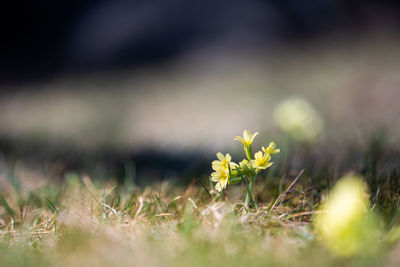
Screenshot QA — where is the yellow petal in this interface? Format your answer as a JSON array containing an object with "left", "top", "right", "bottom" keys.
[
  {"left": 211, "top": 172, "right": 221, "bottom": 182},
  {"left": 234, "top": 136, "right": 245, "bottom": 144},
  {"left": 254, "top": 151, "right": 263, "bottom": 160},
  {"left": 250, "top": 131, "right": 259, "bottom": 142},
  {"left": 216, "top": 152, "right": 224, "bottom": 161}
]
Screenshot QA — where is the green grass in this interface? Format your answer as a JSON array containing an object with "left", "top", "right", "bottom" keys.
[{"left": 1, "top": 163, "right": 400, "bottom": 267}]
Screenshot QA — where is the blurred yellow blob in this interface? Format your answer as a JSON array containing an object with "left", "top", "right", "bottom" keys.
[
  {"left": 273, "top": 97, "right": 323, "bottom": 142},
  {"left": 315, "top": 175, "right": 380, "bottom": 257}
]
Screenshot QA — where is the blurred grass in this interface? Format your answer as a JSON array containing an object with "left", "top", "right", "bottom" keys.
[{"left": 0, "top": 157, "right": 400, "bottom": 267}]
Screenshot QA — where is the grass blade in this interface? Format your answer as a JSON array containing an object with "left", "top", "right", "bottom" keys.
[
  {"left": 270, "top": 169, "right": 304, "bottom": 212},
  {"left": 0, "top": 196, "right": 16, "bottom": 219},
  {"left": 46, "top": 198, "right": 58, "bottom": 214},
  {"left": 199, "top": 180, "right": 212, "bottom": 198},
  {"left": 154, "top": 194, "right": 169, "bottom": 213}
]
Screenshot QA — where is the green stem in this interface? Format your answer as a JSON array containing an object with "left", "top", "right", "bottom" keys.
[
  {"left": 244, "top": 176, "right": 258, "bottom": 209},
  {"left": 228, "top": 164, "right": 232, "bottom": 203},
  {"left": 236, "top": 168, "right": 256, "bottom": 209},
  {"left": 245, "top": 180, "right": 253, "bottom": 207},
  {"left": 245, "top": 145, "right": 254, "bottom": 161}
]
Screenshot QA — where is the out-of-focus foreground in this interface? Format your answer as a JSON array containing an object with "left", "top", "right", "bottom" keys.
[{"left": 1, "top": 169, "right": 400, "bottom": 267}]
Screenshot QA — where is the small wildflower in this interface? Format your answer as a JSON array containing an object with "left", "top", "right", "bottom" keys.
[
  {"left": 252, "top": 151, "right": 273, "bottom": 172},
  {"left": 210, "top": 130, "right": 279, "bottom": 205},
  {"left": 234, "top": 130, "right": 259, "bottom": 146},
  {"left": 212, "top": 152, "right": 237, "bottom": 172},
  {"left": 211, "top": 169, "right": 229, "bottom": 192},
  {"left": 211, "top": 153, "right": 238, "bottom": 192},
  {"left": 262, "top": 142, "right": 280, "bottom": 155},
  {"left": 234, "top": 130, "right": 259, "bottom": 160}
]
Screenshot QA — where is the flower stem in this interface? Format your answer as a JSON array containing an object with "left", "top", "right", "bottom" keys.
[
  {"left": 245, "top": 180, "right": 253, "bottom": 207},
  {"left": 236, "top": 168, "right": 256, "bottom": 209},
  {"left": 245, "top": 176, "right": 258, "bottom": 209},
  {"left": 244, "top": 145, "right": 253, "bottom": 161}
]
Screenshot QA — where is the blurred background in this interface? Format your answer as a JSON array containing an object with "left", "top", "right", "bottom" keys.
[{"left": 0, "top": 0, "right": 400, "bottom": 185}]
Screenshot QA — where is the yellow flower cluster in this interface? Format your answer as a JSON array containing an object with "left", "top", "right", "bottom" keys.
[{"left": 211, "top": 130, "right": 279, "bottom": 192}]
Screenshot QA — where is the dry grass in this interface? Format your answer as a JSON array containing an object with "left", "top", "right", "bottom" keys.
[{"left": 1, "top": 165, "right": 399, "bottom": 267}]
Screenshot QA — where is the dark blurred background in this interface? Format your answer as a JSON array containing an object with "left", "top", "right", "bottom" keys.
[
  {"left": 2, "top": 0, "right": 400, "bottom": 82},
  {"left": 0, "top": 0, "right": 400, "bottom": 185}
]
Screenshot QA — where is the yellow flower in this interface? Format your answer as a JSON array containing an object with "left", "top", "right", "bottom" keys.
[
  {"left": 234, "top": 130, "right": 259, "bottom": 160},
  {"left": 211, "top": 169, "right": 229, "bottom": 192},
  {"left": 211, "top": 152, "right": 238, "bottom": 192},
  {"left": 234, "top": 130, "right": 259, "bottom": 146},
  {"left": 262, "top": 142, "right": 280, "bottom": 155},
  {"left": 252, "top": 151, "right": 273, "bottom": 172},
  {"left": 212, "top": 152, "right": 237, "bottom": 172}
]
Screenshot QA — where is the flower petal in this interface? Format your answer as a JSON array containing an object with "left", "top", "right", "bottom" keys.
[
  {"left": 251, "top": 131, "right": 259, "bottom": 142},
  {"left": 216, "top": 152, "right": 225, "bottom": 161}
]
